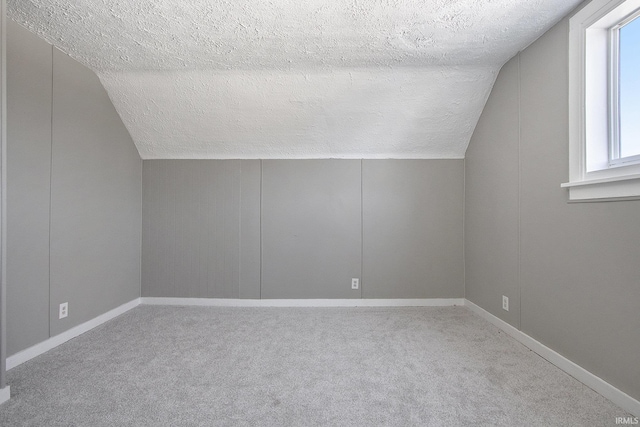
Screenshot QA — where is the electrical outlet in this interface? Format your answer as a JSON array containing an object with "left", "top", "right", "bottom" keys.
[
  {"left": 351, "top": 278, "right": 359, "bottom": 290},
  {"left": 502, "top": 296, "right": 509, "bottom": 311},
  {"left": 59, "top": 302, "right": 68, "bottom": 319}
]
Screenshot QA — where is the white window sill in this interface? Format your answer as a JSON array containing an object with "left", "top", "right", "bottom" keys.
[{"left": 561, "top": 173, "right": 640, "bottom": 201}]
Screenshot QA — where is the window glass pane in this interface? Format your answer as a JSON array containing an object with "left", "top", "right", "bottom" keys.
[{"left": 619, "top": 15, "right": 640, "bottom": 158}]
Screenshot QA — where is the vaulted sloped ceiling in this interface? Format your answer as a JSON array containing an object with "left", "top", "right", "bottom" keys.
[{"left": 9, "top": 0, "right": 581, "bottom": 159}]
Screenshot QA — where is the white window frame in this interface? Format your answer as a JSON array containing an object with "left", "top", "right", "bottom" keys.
[
  {"left": 609, "top": 10, "right": 640, "bottom": 166},
  {"left": 564, "top": 0, "right": 640, "bottom": 201}
]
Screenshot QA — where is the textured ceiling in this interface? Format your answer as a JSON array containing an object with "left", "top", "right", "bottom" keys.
[{"left": 8, "top": 0, "right": 582, "bottom": 159}]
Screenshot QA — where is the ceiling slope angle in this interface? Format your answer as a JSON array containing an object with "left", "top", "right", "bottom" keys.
[{"left": 9, "top": 0, "right": 583, "bottom": 159}]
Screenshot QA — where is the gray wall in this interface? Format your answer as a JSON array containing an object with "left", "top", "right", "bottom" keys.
[
  {"left": 465, "top": 57, "right": 521, "bottom": 327},
  {"left": 142, "top": 160, "right": 259, "bottom": 298},
  {"left": 7, "top": 21, "right": 142, "bottom": 354},
  {"left": 142, "top": 159, "right": 464, "bottom": 299},
  {"left": 1, "top": 0, "right": 7, "bottom": 390},
  {"left": 6, "top": 21, "right": 51, "bottom": 354},
  {"left": 465, "top": 14, "right": 640, "bottom": 401},
  {"left": 363, "top": 160, "right": 464, "bottom": 298},
  {"left": 261, "top": 160, "right": 362, "bottom": 299}
]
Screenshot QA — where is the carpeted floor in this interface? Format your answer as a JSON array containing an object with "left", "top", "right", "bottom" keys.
[{"left": 0, "top": 306, "right": 629, "bottom": 426}]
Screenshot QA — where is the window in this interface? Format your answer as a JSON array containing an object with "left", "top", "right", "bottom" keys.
[
  {"left": 615, "top": 14, "right": 640, "bottom": 161},
  {"left": 565, "top": 0, "right": 640, "bottom": 201}
]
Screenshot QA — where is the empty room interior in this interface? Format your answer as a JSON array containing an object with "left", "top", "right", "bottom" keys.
[{"left": 0, "top": 0, "right": 639, "bottom": 425}]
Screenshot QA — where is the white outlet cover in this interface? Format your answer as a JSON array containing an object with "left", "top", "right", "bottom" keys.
[
  {"left": 59, "top": 302, "right": 68, "bottom": 319},
  {"left": 351, "top": 278, "right": 359, "bottom": 290}
]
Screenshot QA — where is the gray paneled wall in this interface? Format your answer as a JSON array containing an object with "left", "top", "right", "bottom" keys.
[
  {"left": 239, "top": 161, "right": 261, "bottom": 299},
  {"left": 464, "top": 56, "right": 521, "bottom": 327},
  {"left": 6, "top": 22, "right": 141, "bottom": 354},
  {"left": 142, "top": 159, "right": 464, "bottom": 300},
  {"left": 363, "top": 160, "right": 464, "bottom": 298},
  {"left": 261, "top": 160, "right": 362, "bottom": 299},
  {"left": 465, "top": 14, "right": 640, "bottom": 401},
  {"left": 142, "top": 160, "right": 260, "bottom": 298},
  {"left": 49, "top": 47, "right": 142, "bottom": 337},
  {"left": 6, "top": 21, "right": 51, "bottom": 355}
]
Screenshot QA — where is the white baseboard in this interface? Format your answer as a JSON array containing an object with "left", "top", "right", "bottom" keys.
[
  {"left": 0, "top": 386, "right": 10, "bottom": 405},
  {"left": 6, "top": 298, "right": 141, "bottom": 371},
  {"left": 140, "top": 297, "right": 465, "bottom": 307},
  {"left": 464, "top": 299, "right": 640, "bottom": 417}
]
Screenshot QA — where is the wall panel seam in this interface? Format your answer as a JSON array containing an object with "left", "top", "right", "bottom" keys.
[
  {"left": 139, "top": 160, "right": 142, "bottom": 298},
  {"left": 48, "top": 45, "right": 53, "bottom": 339},
  {"left": 239, "top": 161, "right": 242, "bottom": 299},
  {"left": 517, "top": 52, "right": 522, "bottom": 331},
  {"left": 360, "top": 159, "right": 363, "bottom": 298},
  {"left": 259, "top": 160, "right": 262, "bottom": 300},
  {"left": 462, "top": 158, "right": 466, "bottom": 298},
  {"left": 0, "top": 0, "right": 6, "bottom": 388}
]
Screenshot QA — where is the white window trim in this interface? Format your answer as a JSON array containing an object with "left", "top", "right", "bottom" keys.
[{"left": 564, "top": 0, "right": 640, "bottom": 201}]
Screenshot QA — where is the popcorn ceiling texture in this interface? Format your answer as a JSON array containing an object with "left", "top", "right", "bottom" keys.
[
  {"left": 99, "top": 68, "right": 496, "bottom": 159},
  {"left": 9, "top": 0, "right": 582, "bottom": 158},
  {"left": 8, "top": 0, "right": 580, "bottom": 71}
]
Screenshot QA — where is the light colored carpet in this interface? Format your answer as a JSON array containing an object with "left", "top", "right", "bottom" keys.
[{"left": 0, "top": 306, "right": 629, "bottom": 426}]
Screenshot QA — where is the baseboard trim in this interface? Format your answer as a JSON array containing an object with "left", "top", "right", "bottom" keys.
[
  {"left": 464, "top": 299, "right": 640, "bottom": 417},
  {"left": 140, "top": 297, "right": 465, "bottom": 307},
  {"left": 0, "top": 386, "right": 10, "bottom": 405},
  {"left": 6, "top": 298, "right": 141, "bottom": 371}
]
